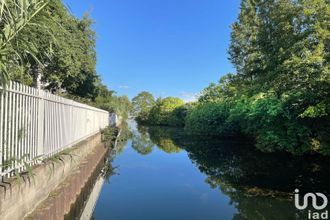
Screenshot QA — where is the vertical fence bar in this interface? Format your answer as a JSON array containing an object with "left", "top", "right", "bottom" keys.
[
  {"left": 0, "top": 86, "right": 3, "bottom": 176},
  {"left": 14, "top": 82, "right": 19, "bottom": 169},
  {"left": 32, "top": 87, "right": 37, "bottom": 162},
  {"left": 44, "top": 92, "right": 48, "bottom": 156},
  {"left": 25, "top": 85, "right": 29, "bottom": 166},
  {"left": 27, "top": 86, "right": 31, "bottom": 161},
  {"left": 7, "top": 82, "right": 13, "bottom": 175},
  {"left": 18, "top": 83, "right": 22, "bottom": 172},
  {"left": 3, "top": 83, "right": 8, "bottom": 176},
  {"left": 31, "top": 88, "right": 36, "bottom": 161},
  {"left": 0, "top": 81, "right": 109, "bottom": 177},
  {"left": 48, "top": 93, "right": 52, "bottom": 156},
  {"left": 37, "top": 88, "right": 44, "bottom": 158}
]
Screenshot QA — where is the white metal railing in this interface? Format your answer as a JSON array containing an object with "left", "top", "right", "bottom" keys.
[{"left": 0, "top": 81, "right": 109, "bottom": 177}]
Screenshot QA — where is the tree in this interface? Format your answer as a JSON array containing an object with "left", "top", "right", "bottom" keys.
[
  {"left": 188, "top": 0, "right": 330, "bottom": 155},
  {"left": 2, "top": 0, "right": 101, "bottom": 100},
  {"left": 185, "top": 102, "right": 240, "bottom": 136},
  {"left": 198, "top": 74, "right": 242, "bottom": 103},
  {"left": 36, "top": 4, "right": 100, "bottom": 99},
  {"left": 94, "top": 88, "right": 132, "bottom": 120},
  {"left": 229, "top": 0, "right": 262, "bottom": 85},
  {"left": 132, "top": 91, "right": 155, "bottom": 123},
  {"left": 148, "top": 97, "right": 184, "bottom": 126}
]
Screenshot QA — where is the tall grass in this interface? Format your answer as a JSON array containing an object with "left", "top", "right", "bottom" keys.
[{"left": 0, "top": 0, "right": 48, "bottom": 88}]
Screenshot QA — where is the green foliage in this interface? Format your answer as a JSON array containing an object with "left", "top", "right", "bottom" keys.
[
  {"left": 0, "top": 0, "right": 135, "bottom": 185},
  {"left": 185, "top": 102, "right": 239, "bottom": 136},
  {"left": 228, "top": 0, "right": 329, "bottom": 97},
  {"left": 147, "top": 126, "right": 182, "bottom": 154},
  {"left": 33, "top": 2, "right": 100, "bottom": 99},
  {"left": 170, "top": 103, "right": 194, "bottom": 127},
  {"left": 148, "top": 97, "right": 185, "bottom": 126},
  {"left": 114, "top": 122, "right": 133, "bottom": 152},
  {"left": 100, "top": 161, "right": 116, "bottom": 183},
  {"left": 188, "top": 84, "right": 330, "bottom": 155},
  {"left": 199, "top": 74, "right": 240, "bottom": 103},
  {"left": 42, "top": 9, "right": 99, "bottom": 99},
  {"left": 0, "top": 0, "right": 49, "bottom": 87},
  {"left": 100, "top": 124, "right": 133, "bottom": 151},
  {"left": 132, "top": 94, "right": 188, "bottom": 127},
  {"left": 185, "top": 0, "right": 330, "bottom": 156},
  {"left": 44, "top": 148, "right": 76, "bottom": 180},
  {"left": 64, "top": 84, "right": 132, "bottom": 120},
  {"left": 132, "top": 126, "right": 154, "bottom": 155},
  {"left": 1, "top": 0, "right": 107, "bottom": 100},
  {"left": 131, "top": 0, "right": 330, "bottom": 155},
  {"left": 95, "top": 93, "right": 132, "bottom": 119},
  {"left": 239, "top": 93, "right": 312, "bottom": 154},
  {"left": 101, "top": 126, "right": 118, "bottom": 144},
  {"left": 0, "top": 153, "right": 40, "bottom": 185},
  {"left": 132, "top": 91, "right": 155, "bottom": 123}
]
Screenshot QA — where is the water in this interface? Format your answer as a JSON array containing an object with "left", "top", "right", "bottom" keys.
[{"left": 91, "top": 122, "right": 330, "bottom": 220}]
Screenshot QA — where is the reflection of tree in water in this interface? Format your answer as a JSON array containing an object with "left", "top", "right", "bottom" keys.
[
  {"left": 157, "top": 138, "right": 181, "bottom": 154},
  {"left": 144, "top": 126, "right": 330, "bottom": 219},
  {"left": 132, "top": 125, "right": 154, "bottom": 155},
  {"left": 132, "top": 125, "right": 182, "bottom": 154},
  {"left": 147, "top": 126, "right": 182, "bottom": 154},
  {"left": 206, "top": 175, "right": 308, "bottom": 220},
  {"left": 113, "top": 122, "right": 133, "bottom": 154},
  {"left": 102, "top": 122, "right": 133, "bottom": 182},
  {"left": 181, "top": 139, "right": 330, "bottom": 197},
  {"left": 100, "top": 158, "right": 116, "bottom": 183}
]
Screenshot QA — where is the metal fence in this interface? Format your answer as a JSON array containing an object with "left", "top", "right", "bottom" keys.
[{"left": 0, "top": 81, "right": 109, "bottom": 177}]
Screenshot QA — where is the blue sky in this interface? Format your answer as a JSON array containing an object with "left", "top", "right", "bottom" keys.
[{"left": 63, "top": 0, "right": 240, "bottom": 101}]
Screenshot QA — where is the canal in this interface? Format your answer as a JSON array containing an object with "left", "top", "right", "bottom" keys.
[{"left": 85, "top": 122, "right": 330, "bottom": 220}]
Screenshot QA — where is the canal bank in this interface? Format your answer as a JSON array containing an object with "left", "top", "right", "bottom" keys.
[
  {"left": 0, "top": 132, "right": 107, "bottom": 220},
  {"left": 27, "top": 141, "right": 108, "bottom": 220}
]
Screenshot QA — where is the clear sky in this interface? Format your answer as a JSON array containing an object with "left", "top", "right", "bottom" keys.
[{"left": 63, "top": 0, "right": 240, "bottom": 101}]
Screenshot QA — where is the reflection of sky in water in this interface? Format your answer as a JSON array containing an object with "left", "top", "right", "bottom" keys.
[
  {"left": 93, "top": 124, "right": 330, "bottom": 220},
  {"left": 94, "top": 137, "right": 236, "bottom": 220}
]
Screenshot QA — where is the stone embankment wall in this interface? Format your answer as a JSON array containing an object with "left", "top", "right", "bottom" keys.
[{"left": 0, "top": 133, "right": 107, "bottom": 220}]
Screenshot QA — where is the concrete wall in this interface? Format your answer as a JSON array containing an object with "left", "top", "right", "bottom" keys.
[{"left": 0, "top": 133, "right": 106, "bottom": 220}]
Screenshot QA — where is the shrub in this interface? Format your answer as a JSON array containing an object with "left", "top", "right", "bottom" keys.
[{"left": 185, "top": 102, "right": 238, "bottom": 136}]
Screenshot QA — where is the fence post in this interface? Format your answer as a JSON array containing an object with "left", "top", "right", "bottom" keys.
[
  {"left": 0, "top": 87, "right": 4, "bottom": 176},
  {"left": 37, "top": 89, "right": 44, "bottom": 158},
  {"left": 1, "top": 81, "right": 109, "bottom": 177}
]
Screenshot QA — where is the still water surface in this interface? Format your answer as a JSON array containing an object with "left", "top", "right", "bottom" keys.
[{"left": 92, "top": 122, "right": 330, "bottom": 220}]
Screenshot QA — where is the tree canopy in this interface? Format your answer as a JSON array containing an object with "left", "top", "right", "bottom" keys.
[
  {"left": 132, "top": 91, "right": 155, "bottom": 123},
  {"left": 132, "top": 94, "right": 187, "bottom": 127},
  {"left": 186, "top": 0, "right": 330, "bottom": 155},
  {"left": 133, "top": 0, "right": 330, "bottom": 156},
  {"left": 1, "top": 0, "right": 131, "bottom": 118}
]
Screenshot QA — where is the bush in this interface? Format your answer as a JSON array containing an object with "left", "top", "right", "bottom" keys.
[
  {"left": 148, "top": 97, "right": 185, "bottom": 126},
  {"left": 185, "top": 102, "right": 239, "bottom": 136}
]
